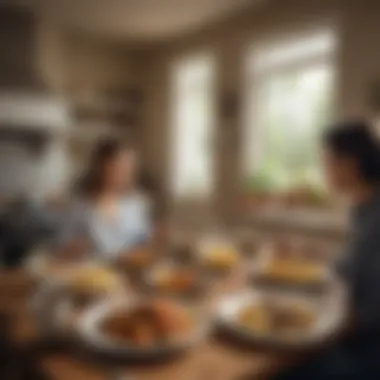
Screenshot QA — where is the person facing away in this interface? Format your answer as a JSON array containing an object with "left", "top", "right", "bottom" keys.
[
  {"left": 55, "top": 139, "right": 158, "bottom": 261},
  {"left": 273, "top": 119, "right": 380, "bottom": 380}
]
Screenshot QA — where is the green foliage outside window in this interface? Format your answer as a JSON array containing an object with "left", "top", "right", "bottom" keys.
[{"left": 244, "top": 63, "right": 333, "bottom": 198}]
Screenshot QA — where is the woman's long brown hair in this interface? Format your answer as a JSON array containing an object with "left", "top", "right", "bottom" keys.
[
  {"left": 77, "top": 139, "right": 166, "bottom": 219},
  {"left": 77, "top": 139, "right": 128, "bottom": 197}
]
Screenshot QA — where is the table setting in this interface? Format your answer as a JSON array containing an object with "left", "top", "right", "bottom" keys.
[{"left": 0, "top": 229, "right": 346, "bottom": 380}]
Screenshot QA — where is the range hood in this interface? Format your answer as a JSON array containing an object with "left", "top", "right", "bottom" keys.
[
  {"left": 0, "top": 5, "right": 69, "bottom": 134},
  {"left": 0, "top": 5, "right": 71, "bottom": 200}
]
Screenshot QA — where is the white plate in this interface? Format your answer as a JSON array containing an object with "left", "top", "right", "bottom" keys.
[
  {"left": 250, "top": 243, "right": 334, "bottom": 289},
  {"left": 25, "top": 247, "right": 104, "bottom": 284},
  {"left": 76, "top": 298, "right": 210, "bottom": 360},
  {"left": 216, "top": 288, "right": 346, "bottom": 349},
  {"left": 31, "top": 276, "right": 123, "bottom": 339},
  {"left": 30, "top": 282, "right": 76, "bottom": 338}
]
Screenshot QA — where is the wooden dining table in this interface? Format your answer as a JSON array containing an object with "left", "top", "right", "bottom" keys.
[{"left": 0, "top": 264, "right": 302, "bottom": 380}]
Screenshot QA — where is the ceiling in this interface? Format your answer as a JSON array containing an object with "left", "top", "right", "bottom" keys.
[{"left": 34, "top": 0, "right": 259, "bottom": 42}]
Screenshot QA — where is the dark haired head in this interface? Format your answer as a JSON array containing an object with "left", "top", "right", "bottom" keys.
[
  {"left": 323, "top": 119, "right": 380, "bottom": 185},
  {"left": 76, "top": 139, "right": 166, "bottom": 218},
  {"left": 78, "top": 138, "right": 135, "bottom": 196}
]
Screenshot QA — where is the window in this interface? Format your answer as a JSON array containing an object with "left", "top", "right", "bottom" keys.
[
  {"left": 243, "top": 31, "right": 336, "bottom": 193},
  {"left": 170, "top": 55, "right": 215, "bottom": 199}
]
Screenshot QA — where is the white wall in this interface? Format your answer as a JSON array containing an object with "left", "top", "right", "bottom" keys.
[
  {"left": 0, "top": 137, "right": 70, "bottom": 201},
  {"left": 0, "top": 142, "right": 38, "bottom": 197},
  {"left": 0, "top": 94, "right": 71, "bottom": 201}
]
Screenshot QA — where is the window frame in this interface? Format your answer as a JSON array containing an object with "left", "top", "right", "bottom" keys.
[
  {"left": 242, "top": 30, "right": 337, "bottom": 192},
  {"left": 169, "top": 53, "right": 217, "bottom": 202}
]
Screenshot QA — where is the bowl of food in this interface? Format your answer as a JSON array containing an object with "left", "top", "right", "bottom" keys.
[
  {"left": 77, "top": 298, "right": 208, "bottom": 360},
  {"left": 258, "top": 259, "right": 329, "bottom": 286},
  {"left": 25, "top": 246, "right": 92, "bottom": 283},
  {"left": 144, "top": 263, "right": 204, "bottom": 298},
  {"left": 216, "top": 290, "right": 344, "bottom": 349},
  {"left": 197, "top": 238, "right": 240, "bottom": 273},
  {"left": 31, "top": 281, "right": 76, "bottom": 339},
  {"left": 31, "top": 265, "right": 124, "bottom": 338},
  {"left": 252, "top": 239, "right": 333, "bottom": 291},
  {"left": 63, "top": 264, "right": 123, "bottom": 299}
]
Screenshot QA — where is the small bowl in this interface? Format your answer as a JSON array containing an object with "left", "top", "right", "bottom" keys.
[
  {"left": 25, "top": 248, "right": 94, "bottom": 284},
  {"left": 143, "top": 261, "right": 207, "bottom": 299},
  {"left": 196, "top": 240, "right": 241, "bottom": 275}
]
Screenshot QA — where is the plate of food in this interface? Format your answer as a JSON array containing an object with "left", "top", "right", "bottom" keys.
[
  {"left": 77, "top": 298, "right": 209, "bottom": 360},
  {"left": 216, "top": 290, "right": 345, "bottom": 349},
  {"left": 62, "top": 264, "right": 124, "bottom": 299},
  {"left": 251, "top": 239, "right": 333, "bottom": 290},
  {"left": 31, "top": 281, "right": 75, "bottom": 339},
  {"left": 26, "top": 246, "right": 95, "bottom": 283},
  {"left": 197, "top": 238, "right": 240, "bottom": 273},
  {"left": 31, "top": 264, "right": 125, "bottom": 337},
  {"left": 144, "top": 262, "right": 205, "bottom": 297}
]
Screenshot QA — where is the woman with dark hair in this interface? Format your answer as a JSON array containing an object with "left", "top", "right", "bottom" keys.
[
  {"left": 273, "top": 120, "right": 380, "bottom": 379},
  {"left": 56, "top": 139, "right": 157, "bottom": 260}
]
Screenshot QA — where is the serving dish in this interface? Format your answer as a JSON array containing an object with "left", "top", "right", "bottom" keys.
[
  {"left": 144, "top": 262, "right": 206, "bottom": 298},
  {"left": 76, "top": 297, "right": 210, "bottom": 360},
  {"left": 196, "top": 237, "right": 240, "bottom": 273},
  {"left": 216, "top": 289, "right": 345, "bottom": 349},
  {"left": 25, "top": 246, "right": 95, "bottom": 283},
  {"left": 250, "top": 241, "right": 334, "bottom": 291}
]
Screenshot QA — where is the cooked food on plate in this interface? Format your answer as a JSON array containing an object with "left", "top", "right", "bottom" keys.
[
  {"left": 261, "top": 259, "right": 326, "bottom": 285},
  {"left": 206, "top": 249, "right": 238, "bottom": 268},
  {"left": 65, "top": 265, "right": 121, "bottom": 295},
  {"left": 152, "top": 267, "right": 197, "bottom": 293},
  {"left": 101, "top": 300, "right": 192, "bottom": 346},
  {"left": 199, "top": 241, "right": 239, "bottom": 270},
  {"left": 238, "top": 299, "right": 316, "bottom": 335},
  {"left": 256, "top": 237, "right": 329, "bottom": 285}
]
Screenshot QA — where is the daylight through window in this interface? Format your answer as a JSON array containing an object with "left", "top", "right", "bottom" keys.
[
  {"left": 243, "top": 31, "right": 336, "bottom": 194},
  {"left": 170, "top": 55, "right": 215, "bottom": 199}
]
